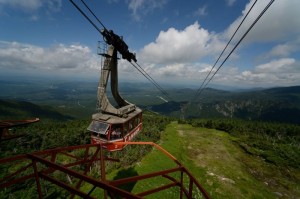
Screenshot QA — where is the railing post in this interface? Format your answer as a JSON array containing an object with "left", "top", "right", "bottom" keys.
[
  {"left": 32, "top": 159, "right": 43, "bottom": 199},
  {"left": 180, "top": 170, "right": 183, "bottom": 199},
  {"left": 100, "top": 143, "right": 107, "bottom": 199},
  {"left": 188, "top": 178, "right": 193, "bottom": 198}
]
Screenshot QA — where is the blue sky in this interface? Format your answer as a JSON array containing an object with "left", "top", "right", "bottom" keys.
[{"left": 0, "top": 0, "right": 299, "bottom": 88}]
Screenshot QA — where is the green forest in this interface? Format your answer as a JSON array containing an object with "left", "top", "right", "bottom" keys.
[
  {"left": 0, "top": 112, "right": 172, "bottom": 198},
  {"left": 1, "top": 111, "right": 299, "bottom": 198}
]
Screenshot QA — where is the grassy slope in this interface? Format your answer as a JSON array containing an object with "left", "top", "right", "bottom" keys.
[{"left": 130, "top": 122, "right": 300, "bottom": 198}]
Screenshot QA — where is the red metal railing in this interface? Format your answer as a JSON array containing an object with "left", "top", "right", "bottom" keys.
[{"left": 0, "top": 142, "right": 210, "bottom": 199}]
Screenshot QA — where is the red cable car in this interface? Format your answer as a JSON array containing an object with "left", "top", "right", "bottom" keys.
[
  {"left": 88, "top": 109, "right": 142, "bottom": 151},
  {"left": 87, "top": 40, "right": 142, "bottom": 151}
]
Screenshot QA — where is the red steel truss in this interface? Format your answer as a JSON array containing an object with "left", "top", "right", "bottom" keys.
[
  {"left": 0, "top": 118, "right": 39, "bottom": 141},
  {"left": 0, "top": 142, "right": 210, "bottom": 198}
]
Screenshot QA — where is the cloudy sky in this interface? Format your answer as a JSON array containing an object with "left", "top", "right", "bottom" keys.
[{"left": 0, "top": 0, "right": 299, "bottom": 88}]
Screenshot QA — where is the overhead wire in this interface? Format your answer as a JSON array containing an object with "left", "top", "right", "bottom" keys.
[
  {"left": 69, "top": 0, "right": 103, "bottom": 34},
  {"left": 201, "top": 0, "right": 275, "bottom": 91},
  {"left": 79, "top": 0, "right": 108, "bottom": 31},
  {"left": 193, "top": 0, "right": 275, "bottom": 102},
  {"left": 133, "top": 61, "right": 172, "bottom": 100},
  {"left": 130, "top": 62, "right": 172, "bottom": 100},
  {"left": 192, "top": 0, "right": 258, "bottom": 102},
  {"left": 69, "top": 0, "right": 172, "bottom": 101}
]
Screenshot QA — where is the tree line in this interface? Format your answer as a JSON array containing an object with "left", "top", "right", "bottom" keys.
[{"left": 179, "top": 118, "right": 300, "bottom": 168}]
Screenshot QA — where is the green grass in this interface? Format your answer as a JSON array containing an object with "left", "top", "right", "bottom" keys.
[
  {"left": 175, "top": 124, "right": 272, "bottom": 199},
  {"left": 130, "top": 123, "right": 185, "bottom": 198},
  {"left": 123, "top": 122, "right": 300, "bottom": 198}
]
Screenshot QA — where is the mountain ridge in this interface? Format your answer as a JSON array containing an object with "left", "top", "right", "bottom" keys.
[
  {"left": 0, "top": 78, "right": 299, "bottom": 124},
  {"left": 150, "top": 86, "right": 300, "bottom": 124},
  {"left": 0, "top": 99, "right": 73, "bottom": 121}
]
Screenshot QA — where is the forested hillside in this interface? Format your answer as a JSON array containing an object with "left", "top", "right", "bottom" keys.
[
  {"left": 1, "top": 107, "right": 299, "bottom": 197},
  {"left": 0, "top": 99, "right": 73, "bottom": 121},
  {"left": 151, "top": 86, "right": 300, "bottom": 124},
  {"left": 0, "top": 111, "right": 170, "bottom": 158},
  {"left": 1, "top": 79, "right": 300, "bottom": 124},
  {"left": 0, "top": 111, "right": 171, "bottom": 197}
]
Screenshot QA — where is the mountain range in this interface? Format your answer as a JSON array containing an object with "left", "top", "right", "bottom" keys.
[
  {"left": 150, "top": 86, "right": 300, "bottom": 124},
  {"left": 0, "top": 78, "right": 299, "bottom": 124}
]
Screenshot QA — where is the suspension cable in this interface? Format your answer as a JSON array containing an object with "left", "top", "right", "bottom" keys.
[
  {"left": 69, "top": 0, "right": 103, "bottom": 34},
  {"left": 193, "top": 0, "right": 275, "bottom": 101},
  {"left": 134, "top": 62, "right": 172, "bottom": 100},
  {"left": 79, "top": 0, "right": 108, "bottom": 31},
  {"left": 131, "top": 62, "right": 172, "bottom": 101},
  {"left": 69, "top": 0, "right": 172, "bottom": 101},
  {"left": 192, "top": 0, "right": 258, "bottom": 102}
]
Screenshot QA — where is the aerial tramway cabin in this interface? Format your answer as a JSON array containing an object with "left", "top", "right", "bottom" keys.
[
  {"left": 87, "top": 29, "right": 142, "bottom": 151},
  {"left": 88, "top": 109, "right": 142, "bottom": 151}
]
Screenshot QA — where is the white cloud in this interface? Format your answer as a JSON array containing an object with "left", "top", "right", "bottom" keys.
[
  {"left": 0, "top": 0, "right": 62, "bottom": 15},
  {"left": 149, "top": 57, "right": 300, "bottom": 88},
  {"left": 255, "top": 58, "right": 296, "bottom": 73},
  {"left": 225, "top": 0, "right": 236, "bottom": 7},
  {"left": 30, "top": 15, "right": 39, "bottom": 21},
  {"left": 191, "top": 0, "right": 300, "bottom": 87},
  {"left": 148, "top": 62, "right": 215, "bottom": 85},
  {"left": 2, "top": 1, "right": 299, "bottom": 88},
  {"left": 140, "top": 22, "right": 224, "bottom": 64},
  {"left": 194, "top": 5, "right": 207, "bottom": 16},
  {"left": 236, "top": 70, "right": 269, "bottom": 83},
  {"left": 268, "top": 44, "right": 295, "bottom": 57},
  {"left": 0, "top": 41, "right": 99, "bottom": 75},
  {"left": 0, "top": 0, "right": 42, "bottom": 11},
  {"left": 219, "top": 58, "right": 300, "bottom": 87},
  {"left": 126, "top": 1, "right": 300, "bottom": 88},
  {"left": 197, "top": 64, "right": 216, "bottom": 74},
  {"left": 224, "top": 0, "right": 300, "bottom": 43},
  {"left": 266, "top": 38, "right": 300, "bottom": 58},
  {"left": 136, "top": 16, "right": 300, "bottom": 87},
  {"left": 46, "top": 0, "right": 62, "bottom": 13},
  {"left": 136, "top": 0, "right": 300, "bottom": 87},
  {"left": 128, "top": 0, "right": 144, "bottom": 20},
  {"left": 156, "top": 63, "right": 194, "bottom": 77},
  {"left": 127, "top": 0, "right": 167, "bottom": 21}
]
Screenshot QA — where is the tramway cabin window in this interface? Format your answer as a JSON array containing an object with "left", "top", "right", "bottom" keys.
[{"left": 88, "top": 120, "right": 110, "bottom": 139}]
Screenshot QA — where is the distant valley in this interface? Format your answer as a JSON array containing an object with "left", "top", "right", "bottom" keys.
[{"left": 0, "top": 79, "right": 300, "bottom": 124}]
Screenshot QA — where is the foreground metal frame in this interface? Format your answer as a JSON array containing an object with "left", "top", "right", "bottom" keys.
[
  {"left": 0, "top": 142, "right": 210, "bottom": 199},
  {"left": 0, "top": 118, "right": 39, "bottom": 142}
]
